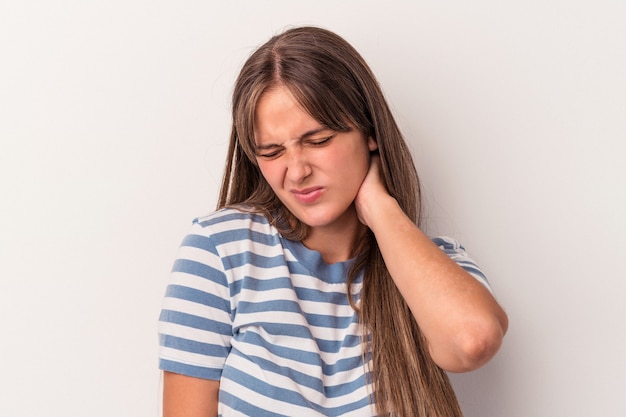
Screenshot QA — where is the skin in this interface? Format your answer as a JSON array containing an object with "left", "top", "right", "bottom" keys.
[
  {"left": 163, "top": 372, "right": 219, "bottom": 417},
  {"left": 162, "top": 86, "right": 508, "bottom": 416}
]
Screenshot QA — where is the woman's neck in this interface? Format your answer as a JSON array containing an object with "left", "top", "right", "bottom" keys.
[{"left": 302, "top": 210, "right": 366, "bottom": 264}]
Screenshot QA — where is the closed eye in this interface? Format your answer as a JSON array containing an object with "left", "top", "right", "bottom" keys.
[
  {"left": 308, "top": 135, "right": 335, "bottom": 146},
  {"left": 256, "top": 146, "right": 284, "bottom": 159}
]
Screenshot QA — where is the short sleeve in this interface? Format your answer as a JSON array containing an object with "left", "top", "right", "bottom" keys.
[
  {"left": 158, "top": 220, "right": 233, "bottom": 380},
  {"left": 431, "top": 236, "right": 492, "bottom": 293}
]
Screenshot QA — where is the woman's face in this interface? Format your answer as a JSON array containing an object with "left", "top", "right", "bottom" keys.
[{"left": 254, "top": 86, "right": 377, "bottom": 234}]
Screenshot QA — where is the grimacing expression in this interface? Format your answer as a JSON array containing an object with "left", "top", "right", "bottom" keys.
[{"left": 254, "top": 86, "right": 377, "bottom": 233}]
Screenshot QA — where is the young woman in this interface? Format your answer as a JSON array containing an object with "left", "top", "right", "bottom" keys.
[{"left": 158, "top": 26, "right": 508, "bottom": 417}]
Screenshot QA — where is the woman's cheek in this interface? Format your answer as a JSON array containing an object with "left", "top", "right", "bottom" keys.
[{"left": 257, "top": 162, "right": 278, "bottom": 186}]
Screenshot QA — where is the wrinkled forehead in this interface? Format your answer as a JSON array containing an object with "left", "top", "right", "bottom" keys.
[
  {"left": 253, "top": 87, "right": 327, "bottom": 142},
  {"left": 238, "top": 81, "right": 356, "bottom": 156}
]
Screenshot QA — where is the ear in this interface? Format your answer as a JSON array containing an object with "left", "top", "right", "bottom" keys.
[{"left": 367, "top": 136, "right": 378, "bottom": 152}]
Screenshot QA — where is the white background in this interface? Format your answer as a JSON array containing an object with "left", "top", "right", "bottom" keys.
[{"left": 1, "top": 1, "right": 625, "bottom": 416}]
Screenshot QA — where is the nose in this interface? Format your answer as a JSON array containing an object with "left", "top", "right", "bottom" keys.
[{"left": 285, "top": 148, "right": 312, "bottom": 183}]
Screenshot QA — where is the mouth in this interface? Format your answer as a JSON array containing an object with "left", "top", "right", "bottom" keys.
[{"left": 291, "top": 187, "right": 324, "bottom": 204}]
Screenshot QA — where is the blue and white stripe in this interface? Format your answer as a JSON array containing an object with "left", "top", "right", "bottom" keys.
[{"left": 158, "top": 208, "right": 490, "bottom": 416}]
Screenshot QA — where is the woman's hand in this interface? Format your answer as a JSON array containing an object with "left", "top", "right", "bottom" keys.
[{"left": 354, "top": 154, "right": 394, "bottom": 228}]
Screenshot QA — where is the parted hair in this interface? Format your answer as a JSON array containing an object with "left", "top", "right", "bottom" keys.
[{"left": 218, "top": 26, "right": 463, "bottom": 417}]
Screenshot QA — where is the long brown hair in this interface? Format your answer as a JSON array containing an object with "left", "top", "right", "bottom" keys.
[{"left": 218, "top": 26, "right": 463, "bottom": 417}]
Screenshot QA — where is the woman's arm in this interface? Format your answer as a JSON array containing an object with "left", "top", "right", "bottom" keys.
[
  {"left": 163, "top": 372, "right": 220, "bottom": 417},
  {"left": 355, "top": 157, "right": 508, "bottom": 373}
]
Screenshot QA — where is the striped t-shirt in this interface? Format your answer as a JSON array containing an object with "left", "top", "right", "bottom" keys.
[{"left": 158, "top": 208, "right": 490, "bottom": 416}]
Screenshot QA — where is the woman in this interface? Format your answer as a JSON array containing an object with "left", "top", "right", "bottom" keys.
[{"left": 158, "top": 26, "right": 508, "bottom": 417}]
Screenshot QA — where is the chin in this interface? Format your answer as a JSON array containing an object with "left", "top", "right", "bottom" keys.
[
  {"left": 293, "top": 207, "right": 352, "bottom": 230},
  {"left": 295, "top": 214, "right": 336, "bottom": 229}
]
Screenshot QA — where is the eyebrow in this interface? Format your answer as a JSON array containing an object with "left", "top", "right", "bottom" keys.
[{"left": 255, "top": 127, "right": 332, "bottom": 150}]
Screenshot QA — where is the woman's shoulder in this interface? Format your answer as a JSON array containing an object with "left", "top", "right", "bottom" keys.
[
  {"left": 188, "top": 206, "right": 280, "bottom": 250},
  {"left": 430, "top": 236, "right": 466, "bottom": 253},
  {"left": 193, "top": 206, "right": 270, "bottom": 230}
]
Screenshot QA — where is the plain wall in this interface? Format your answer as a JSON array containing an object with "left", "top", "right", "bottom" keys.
[{"left": 1, "top": 1, "right": 625, "bottom": 416}]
